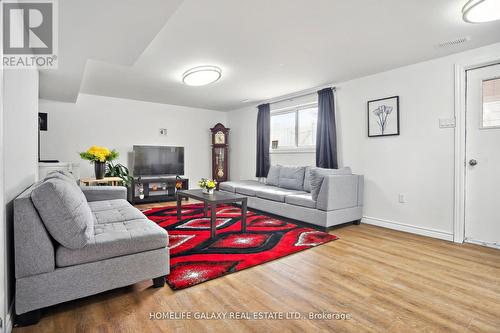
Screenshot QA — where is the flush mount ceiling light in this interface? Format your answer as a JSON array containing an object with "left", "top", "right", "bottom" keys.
[
  {"left": 462, "top": 0, "right": 500, "bottom": 23},
  {"left": 182, "top": 65, "right": 222, "bottom": 86}
]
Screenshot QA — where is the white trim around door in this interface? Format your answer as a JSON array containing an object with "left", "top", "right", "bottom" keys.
[
  {"left": 0, "top": 52, "right": 7, "bottom": 333},
  {"left": 453, "top": 56, "right": 500, "bottom": 244}
]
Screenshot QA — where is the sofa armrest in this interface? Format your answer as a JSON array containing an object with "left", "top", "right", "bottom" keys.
[
  {"left": 14, "top": 189, "right": 55, "bottom": 278},
  {"left": 316, "top": 175, "right": 362, "bottom": 211},
  {"left": 357, "top": 175, "right": 364, "bottom": 206},
  {"left": 80, "top": 186, "right": 127, "bottom": 202}
]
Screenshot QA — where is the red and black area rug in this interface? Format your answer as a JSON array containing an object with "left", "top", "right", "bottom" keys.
[{"left": 144, "top": 203, "right": 338, "bottom": 290}]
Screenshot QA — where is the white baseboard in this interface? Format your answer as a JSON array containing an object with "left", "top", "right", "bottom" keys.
[
  {"left": 464, "top": 238, "right": 500, "bottom": 249},
  {"left": 362, "top": 216, "right": 454, "bottom": 241}
]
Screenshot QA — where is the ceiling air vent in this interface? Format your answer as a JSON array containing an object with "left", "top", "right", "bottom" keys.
[{"left": 436, "top": 36, "right": 471, "bottom": 48}]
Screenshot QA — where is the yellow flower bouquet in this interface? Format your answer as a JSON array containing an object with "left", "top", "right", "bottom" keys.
[
  {"left": 198, "top": 178, "right": 217, "bottom": 194},
  {"left": 79, "top": 145, "right": 119, "bottom": 163},
  {"left": 79, "top": 146, "right": 119, "bottom": 179}
]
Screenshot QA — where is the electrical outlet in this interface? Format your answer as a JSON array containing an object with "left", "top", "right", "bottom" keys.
[
  {"left": 398, "top": 194, "right": 406, "bottom": 203},
  {"left": 159, "top": 128, "right": 167, "bottom": 136}
]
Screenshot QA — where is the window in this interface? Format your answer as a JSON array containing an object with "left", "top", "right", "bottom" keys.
[
  {"left": 270, "top": 112, "right": 296, "bottom": 148},
  {"left": 271, "top": 104, "right": 318, "bottom": 150},
  {"left": 482, "top": 78, "right": 500, "bottom": 128},
  {"left": 298, "top": 107, "right": 318, "bottom": 146}
]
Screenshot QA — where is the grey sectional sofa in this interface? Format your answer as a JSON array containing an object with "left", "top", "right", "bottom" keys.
[
  {"left": 220, "top": 166, "right": 363, "bottom": 228},
  {"left": 14, "top": 171, "right": 169, "bottom": 325}
]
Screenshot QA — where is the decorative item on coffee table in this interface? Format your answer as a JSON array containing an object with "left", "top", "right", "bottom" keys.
[
  {"left": 79, "top": 145, "right": 119, "bottom": 179},
  {"left": 198, "top": 178, "right": 217, "bottom": 195}
]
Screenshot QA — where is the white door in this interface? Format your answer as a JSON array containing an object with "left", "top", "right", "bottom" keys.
[
  {"left": 465, "top": 63, "right": 500, "bottom": 248},
  {"left": 0, "top": 62, "right": 5, "bottom": 332},
  {"left": 0, "top": 62, "right": 5, "bottom": 331}
]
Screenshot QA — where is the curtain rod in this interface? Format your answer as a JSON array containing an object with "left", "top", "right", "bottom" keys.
[{"left": 266, "top": 86, "right": 336, "bottom": 106}]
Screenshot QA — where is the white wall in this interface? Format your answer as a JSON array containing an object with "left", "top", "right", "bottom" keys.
[
  {"left": 228, "top": 42, "right": 500, "bottom": 241},
  {"left": 1, "top": 69, "right": 39, "bottom": 332},
  {"left": 39, "top": 94, "right": 228, "bottom": 184}
]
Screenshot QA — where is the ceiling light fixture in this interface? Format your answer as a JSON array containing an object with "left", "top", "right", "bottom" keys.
[
  {"left": 462, "top": 0, "right": 500, "bottom": 23},
  {"left": 182, "top": 65, "right": 222, "bottom": 86}
]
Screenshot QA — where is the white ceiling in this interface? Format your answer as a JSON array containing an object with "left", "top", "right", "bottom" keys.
[
  {"left": 39, "top": 0, "right": 183, "bottom": 102},
  {"left": 41, "top": 0, "right": 500, "bottom": 111}
]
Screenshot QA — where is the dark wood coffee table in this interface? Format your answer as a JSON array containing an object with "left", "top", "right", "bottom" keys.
[{"left": 176, "top": 189, "right": 248, "bottom": 238}]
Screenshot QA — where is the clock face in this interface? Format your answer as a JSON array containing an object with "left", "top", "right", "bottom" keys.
[{"left": 215, "top": 131, "right": 225, "bottom": 144}]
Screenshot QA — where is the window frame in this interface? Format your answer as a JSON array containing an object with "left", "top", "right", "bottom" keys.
[
  {"left": 270, "top": 102, "right": 318, "bottom": 153},
  {"left": 480, "top": 76, "right": 500, "bottom": 130}
]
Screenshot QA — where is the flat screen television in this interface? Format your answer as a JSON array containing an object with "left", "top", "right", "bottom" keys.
[{"left": 133, "top": 145, "right": 184, "bottom": 176}]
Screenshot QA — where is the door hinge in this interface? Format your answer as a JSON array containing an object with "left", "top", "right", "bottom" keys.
[{"left": 0, "top": 317, "right": 3, "bottom": 329}]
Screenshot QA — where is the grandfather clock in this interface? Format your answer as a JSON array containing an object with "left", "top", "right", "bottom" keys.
[{"left": 210, "top": 123, "right": 230, "bottom": 187}]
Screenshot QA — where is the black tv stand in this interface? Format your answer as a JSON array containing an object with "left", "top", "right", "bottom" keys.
[{"left": 131, "top": 176, "right": 188, "bottom": 204}]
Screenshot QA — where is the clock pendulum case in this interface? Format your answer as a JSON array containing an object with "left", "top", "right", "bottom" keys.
[{"left": 210, "top": 123, "right": 230, "bottom": 188}]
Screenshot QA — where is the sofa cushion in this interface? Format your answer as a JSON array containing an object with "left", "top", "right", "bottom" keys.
[
  {"left": 56, "top": 218, "right": 168, "bottom": 267},
  {"left": 278, "top": 166, "right": 306, "bottom": 190},
  {"left": 88, "top": 199, "right": 146, "bottom": 224},
  {"left": 310, "top": 167, "right": 352, "bottom": 201},
  {"left": 88, "top": 199, "right": 131, "bottom": 212},
  {"left": 93, "top": 205, "right": 146, "bottom": 224},
  {"left": 234, "top": 182, "right": 268, "bottom": 196},
  {"left": 31, "top": 178, "right": 94, "bottom": 249},
  {"left": 254, "top": 186, "right": 306, "bottom": 203},
  {"left": 285, "top": 193, "right": 316, "bottom": 209},
  {"left": 80, "top": 186, "right": 127, "bottom": 202},
  {"left": 303, "top": 166, "right": 312, "bottom": 192},
  {"left": 265, "top": 165, "right": 281, "bottom": 186},
  {"left": 220, "top": 180, "right": 262, "bottom": 193}
]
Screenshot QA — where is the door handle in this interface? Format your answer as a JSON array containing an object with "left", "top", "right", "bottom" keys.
[{"left": 469, "top": 159, "right": 478, "bottom": 166}]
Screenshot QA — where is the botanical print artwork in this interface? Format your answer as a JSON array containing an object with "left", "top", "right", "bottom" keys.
[
  {"left": 368, "top": 96, "right": 400, "bottom": 137},
  {"left": 372, "top": 105, "right": 393, "bottom": 134}
]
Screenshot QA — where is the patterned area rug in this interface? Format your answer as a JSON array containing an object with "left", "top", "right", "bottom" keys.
[{"left": 144, "top": 203, "right": 338, "bottom": 290}]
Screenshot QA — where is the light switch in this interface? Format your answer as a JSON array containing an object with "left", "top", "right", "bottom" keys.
[
  {"left": 398, "top": 194, "right": 406, "bottom": 203},
  {"left": 439, "top": 118, "right": 456, "bottom": 128}
]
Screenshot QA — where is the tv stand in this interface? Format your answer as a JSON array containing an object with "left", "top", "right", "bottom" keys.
[{"left": 132, "top": 176, "right": 188, "bottom": 204}]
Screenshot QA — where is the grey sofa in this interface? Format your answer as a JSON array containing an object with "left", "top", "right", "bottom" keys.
[
  {"left": 220, "top": 166, "right": 363, "bottom": 228},
  {"left": 14, "top": 171, "right": 169, "bottom": 325}
]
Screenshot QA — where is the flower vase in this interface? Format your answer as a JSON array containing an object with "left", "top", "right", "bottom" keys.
[
  {"left": 94, "top": 161, "right": 106, "bottom": 179},
  {"left": 202, "top": 188, "right": 214, "bottom": 195}
]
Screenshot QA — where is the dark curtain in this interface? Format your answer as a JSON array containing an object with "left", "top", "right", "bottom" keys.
[
  {"left": 316, "top": 88, "right": 338, "bottom": 169},
  {"left": 256, "top": 103, "right": 271, "bottom": 177}
]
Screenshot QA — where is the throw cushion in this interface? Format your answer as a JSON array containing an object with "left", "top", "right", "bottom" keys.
[
  {"left": 310, "top": 167, "right": 352, "bottom": 201},
  {"left": 31, "top": 178, "right": 94, "bottom": 249},
  {"left": 303, "top": 166, "right": 312, "bottom": 192},
  {"left": 266, "top": 165, "right": 281, "bottom": 186},
  {"left": 278, "top": 166, "right": 306, "bottom": 190}
]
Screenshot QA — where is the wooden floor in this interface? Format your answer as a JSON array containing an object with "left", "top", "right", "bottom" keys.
[{"left": 14, "top": 201, "right": 500, "bottom": 333}]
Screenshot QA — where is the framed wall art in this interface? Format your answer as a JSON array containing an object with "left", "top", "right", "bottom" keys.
[{"left": 367, "top": 96, "right": 400, "bottom": 137}]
